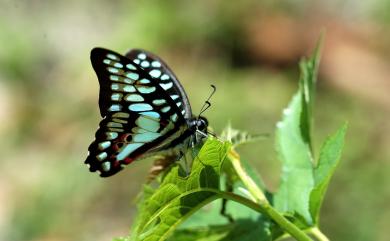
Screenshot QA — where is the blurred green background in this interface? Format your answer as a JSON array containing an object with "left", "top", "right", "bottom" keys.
[{"left": 0, "top": 1, "right": 389, "bottom": 240}]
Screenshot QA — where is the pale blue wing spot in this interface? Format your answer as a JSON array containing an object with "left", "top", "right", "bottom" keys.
[
  {"left": 98, "top": 141, "right": 111, "bottom": 150},
  {"left": 126, "top": 63, "right": 137, "bottom": 70},
  {"left": 106, "top": 132, "right": 118, "bottom": 140},
  {"left": 152, "top": 99, "right": 166, "bottom": 106},
  {"left": 107, "top": 54, "right": 119, "bottom": 60},
  {"left": 141, "top": 111, "right": 160, "bottom": 119},
  {"left": 138, "top": 53, "right": 147, "bottom": 60},
  {"left": 110, "top": 75, "right": 119, "bottom": 81},
  {"left": 123, "top": 78, "right": 135, "bottom": 84},
  {"left": 117, "top": 143, "right": 143, "bottom": 160},
  {"left": 129, "top": 103, "right": 153, "bottom": 111},
  {"left": 152, "top": 61, "right": 161, "bottom": 68},
  {"left": 102, "top": 161, "right": 111, "bottom": 171},
  {"left": 160, "top": 82, "right": 173, "bottom": 90},
  {"left": 134, "top": 59, "right": 141, "bottom": 64},
  {"left": 108, "top": 104, "right": 122, "bottom": 112},
  {"left": 111, "top": 83, "right": 119, "bottom": 90},
  {"left": 137, "top": 86, "right": 156, "bottom": 94},
  {"left": 123, "top": 85, "right": 136, "bottom": 92},
  {"left": 133, "top": 132, "right": 161, "bottom": 142},
  {"left": 111, "top": 93, "right": 122, "bottom": 101},
  {"left": 136, "top": 116, "right": 160, "bottom": 132},
  {"left": 113, "top": 112, "right": 130, "bottom": 118},
  {"left": 96, "top": 152, "right": 108, "bottom": 161},
  {"left": 177, "top": 102, "right": 182, "bottom": 107},
  {"left": 107, "top": 67, "right": 119, "bottom": 74},
  {"left": 161, "top": 106, "right": 171, "bottom": 113},
  {"left": 103, "top": 59, "right": 112, "bottom": 65},
  {"left": 181, "top": 110, "right": 186, "bottom": 115},
  {"left": 125, "top": 94, "right": 144, "bottom": 102},
  {"left": 126, "top": 72, "right": 139, "bottom": 80},
  {"left": 139, "top": 78, "right": 151, "bottom": 84},
  {"left": 141, "top": 61, "right": 150, "bottom": 68},
  {"left": 108, "top": 122, "right": 123, "bottom": 128},
  {"left": 161, "top": 74, "right": 170, "bottom": 81},
  {"left": 114, "top": 62, "right": 123, "bottom": 68},
  {"left": 171, "top": 95, "right": 179, "bottom": 100},
  {"left": 149, "top": 69, "right": 161, "bottom": 78},
  {"left": 170, "top": 113, "right": 178, "bottom": 122}
]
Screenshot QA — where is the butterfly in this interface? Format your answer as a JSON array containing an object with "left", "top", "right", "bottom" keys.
[{"left": 85, "top": 47, "right": 213, "bottom": 177}]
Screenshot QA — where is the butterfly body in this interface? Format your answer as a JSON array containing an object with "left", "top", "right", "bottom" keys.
[{"left": 85, "top": 48, "right": 208, "bottom": 177}]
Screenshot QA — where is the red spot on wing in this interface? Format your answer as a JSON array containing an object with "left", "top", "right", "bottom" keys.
[{"left": 123, "top": 157, "right": 135, "bottom": 164}]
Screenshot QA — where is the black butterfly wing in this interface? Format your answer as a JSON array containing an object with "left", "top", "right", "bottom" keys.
[
  {"left": 86, "top": 48, "right": 190, "bottom": 177},
  {"left": 125, "top": 49, "right": 193, "bottom": 119}
]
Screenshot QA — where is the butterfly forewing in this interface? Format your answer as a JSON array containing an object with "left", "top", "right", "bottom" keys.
[
  {"left": 86, "top": 48, "right": 190, "bottom": 177},
  {"left": 125, "top": 49, "right": 192, "bottom": 119}
]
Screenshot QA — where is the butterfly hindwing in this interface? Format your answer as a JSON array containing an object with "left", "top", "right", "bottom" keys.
[
  {"left": 86, "top": 48, "right": 190, "bottom": 177},
  {"left": 86, "top": 112, "right": 182, "bottom": 177}
]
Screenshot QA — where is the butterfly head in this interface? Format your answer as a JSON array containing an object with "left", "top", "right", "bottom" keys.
[
  {"left": 188, "top": 116, "right": 208, "bottom": 134},
  {"left": 196, "top": 116, "right": 208, "bottom": 132}
]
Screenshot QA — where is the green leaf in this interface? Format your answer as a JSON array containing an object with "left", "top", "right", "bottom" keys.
[
  {"left": 169, "top": 217, "right": 272, "bottom": 241},
  {"left": 274, "top": 93, "right": 315, "bottom": 225},
  {"left": 180, "top": 190, "right": 265, "bottom": 229},
  {"left": 274, "top": 39, "right": 323, "bottom": 226},
  {"left": 310, "top": 123, "right": 347, "bottom": 223},
  {"left": 113, "top": 237, "right": 130, "bottom": 241},
  {"left": 178, "top": 200, "right": 230, "bottom": 229},
  {"left": 299, "top": 35, "right": 323, "bottom": 151},
  {"left": 129, "top": 138, "right": 231, "bottom": 241},
  {"left": 168, "top": 226, "right": 228, "bottom": 241}
]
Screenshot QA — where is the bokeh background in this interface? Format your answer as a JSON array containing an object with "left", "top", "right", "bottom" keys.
[{"left": 1, "top": 1, "right": 389, "bottom": 240}]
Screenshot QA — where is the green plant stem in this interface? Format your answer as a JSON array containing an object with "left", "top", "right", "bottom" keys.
[
  {"left": 214, "top": 190, "right": 312, "bottom": 241},
  {"left": 263, "top": 203, "right": 313, "bottom": 241},
  {"left": 275, "top": 227, "right": 329, "bottom": 241},
  {"left": 228, "top": 149, "right": 268, "bottom": 204},
  {"left": 227, "top": 148, "right": 314, "bottom": 241},
  {"left": 309, "top": 227, "right": 329, "bottom": 241}
]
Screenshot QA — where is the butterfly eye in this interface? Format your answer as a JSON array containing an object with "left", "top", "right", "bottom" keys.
[
  {"left": 198, "top": 121, "right": 205, "bottom": 130},
  {"left": 196, "top": 117, "right": 208, "bottom": 130}
]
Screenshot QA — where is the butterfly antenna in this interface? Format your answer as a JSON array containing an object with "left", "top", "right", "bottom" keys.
[{"left": 199, "top": 85, "right": 216, "bottom": 117}]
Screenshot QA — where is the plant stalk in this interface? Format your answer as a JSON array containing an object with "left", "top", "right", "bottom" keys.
[
  {"left": 228, "top": 149, "right": 268, "bottom": 204},
  {"left": 309, "top": 227, "right": 329, "bottom": 241},
  {"left": 227, "top": 148, "right": 314, "bottom": 241}
]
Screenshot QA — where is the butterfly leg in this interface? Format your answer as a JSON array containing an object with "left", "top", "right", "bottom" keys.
[
  {"left": 183, "top": 137, "right": 194, "bottom": 176},
  {"left": 178, "top": 133, "right": 206, "bottom": 176},
  {"left": 196, "top": 129, "right": 208, "bottom": 139},
  {"left": 220, "top": 181, "right": 235, "bottom": 223},
  {"left": 190, "top": 134, "right": 198, "bottom": 162}
]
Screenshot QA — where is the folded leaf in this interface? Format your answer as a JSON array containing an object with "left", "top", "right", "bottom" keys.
[
  {"left": 169, "top": 217, "right": 272, "bottom": 241},
  {"left": 274, "top": 39, "right": 323, "bottom": 226},
  {"left": 274, "top": 92, "right": 315, "bottom": 225},
  {"left": 310, "top": 123, "right": 347, "bottom": 223},
  {"left": 129, "top": 138, "right": 230, "bottom": 241}
]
